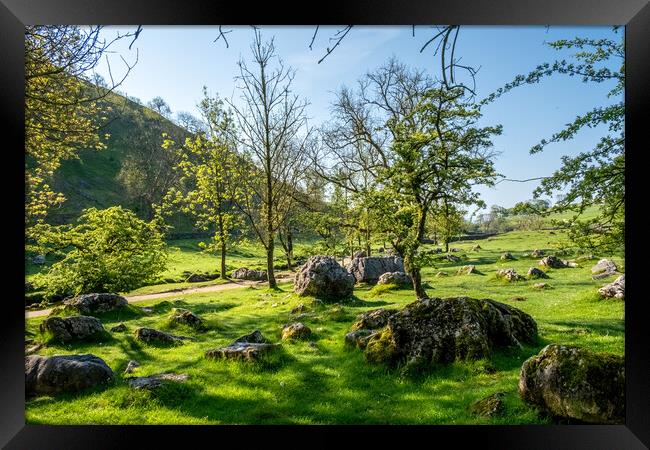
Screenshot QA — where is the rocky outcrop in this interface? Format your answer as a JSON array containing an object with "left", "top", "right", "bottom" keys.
[
  {"left": 346, "top": 256, "right": 405, "bottom": 284},
  {"left": 205, "top": 330, "right": 279, "bottom": 361},
  {"left": 355, "top": 297, "right": 537, "bottom": 368},
  {"left": 377, "top": 271, "right": 412, "bottom": 286},
  {"left": 294, "top": 256, "right": 355, "bottom": 300},
  {"left": 598, "top": 275, "right": 625, "bottom": 300},
  {"left": 231, "top": 268, "right": 268, "bottom": 281},
  {"left": 496, "top": 268, "right": 525, "bottom": 282},
  {"left": 25, "top": 354, "right": 114, "bottom": 396},
  {"left": 281, "top": 322, "right": 312, "bottom": 340},
  {"left": 62, "top": 293, "right": 128, "bottom": 315},
  {"left": 519, "top": 344, "right": 624, "bottom": 424},
  {"left": 39, "top": 316, "right": 105, "bottom": 343},
  {"left": 591, "top": 259, "right": 618, "bottom": 280}
]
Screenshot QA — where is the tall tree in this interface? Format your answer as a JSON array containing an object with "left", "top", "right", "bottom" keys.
[
  {"left": 228, "top": 30, "right": 311, "bottom": 289},
  {"left": 161, "top": 89, "right": 242, "bottom": 278},
  {"left": 484, "top": 29, "right": 624, "bottom": 253},
  {"left": 25, "top": 26, "right": 139, "bottom": 234}
]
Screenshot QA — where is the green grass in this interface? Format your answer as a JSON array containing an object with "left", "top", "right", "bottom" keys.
[{"left": 25, "top": 229, "right": 624, "bottom": 424}]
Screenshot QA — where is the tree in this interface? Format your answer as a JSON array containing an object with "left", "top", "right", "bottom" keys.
[
  {"left": 228, "top": 30, "right": 311, "bottom": 289},
  {"left": 33, "top": 206, "right": 167, "bottom": 298},
  {"left": 430, "top": 201, "right": 465, "bottom": 252},
  {"left": 317, "top": 59, "right": 500, "bottom": 298},
  {"left": 484, "top": 29, "right": 624, "bottom": 253},
  {"left": 161, "top": 89, "right": 242, "bottom": 278},
  {"left": 175, "top": 111, "right": 206, "bottom": 134},
  {"left": 25, "top": 25, "right": 139, "bottom": 232},
  {"left": 147, "top": 96, "right": 172, "bottom": 118}
]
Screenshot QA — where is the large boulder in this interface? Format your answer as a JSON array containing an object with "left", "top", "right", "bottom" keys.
[
  {"left": 519, "top": 344, "right": 624, "bottom": 424},
  {"left": 350, "top": 308, "right": 398, "bottom": 331},
  {"left": 205, "top": 330, "right": 279, "bottom": 361},
  {"left": 591, "top": 259, "right": 618, "bottom": 280},
  {"left": 294, "top": 256, "right": 355, "bottom": 300},
  {"left": 231, "top": 268, "right": 268, "bottom": 281},
  {"left": 40, "top": 316, "right": 105, "bottom": 343},
  {"left": 358, "top": 297, "right": 537, "bottom": 367},
  {"left": 62, "top": 293, "right": 128, "bottom": 315},
  {"left": 346, "top": 256, "right": 405, "bottom": 284},
  {"left": 598, "top": 275, "right": 625, "bottom": 300},
  {"left": 25, "top": 354, "right": 114, "bottom": 396},
  {"left": 377, "top": 271, "right": 412, "bottom": 286}
]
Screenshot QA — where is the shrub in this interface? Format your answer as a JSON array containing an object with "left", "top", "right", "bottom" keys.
[{"left": 34, "top": 207, "right": 167, "bottom": 298}]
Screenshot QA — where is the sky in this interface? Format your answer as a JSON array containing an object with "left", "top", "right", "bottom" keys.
[{"left": 92, "top": 25, "right": 622, "bottom": 214}]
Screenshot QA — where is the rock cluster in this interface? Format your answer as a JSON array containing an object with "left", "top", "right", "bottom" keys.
[
  {"left": 519, "top": 344, "right": 624, "bottom": 424},
  {"left": 294, "top": 256, "right": 355, "bottom": 300},
  {"left": 231, "top": 268, "right": 268, "bottom": 281},
  {"left": 598, "top": 275, "right": 625, "bottom": 300}
]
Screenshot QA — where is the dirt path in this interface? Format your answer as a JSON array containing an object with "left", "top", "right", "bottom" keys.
[{"left": 26, "top": 275, "right": 294, "bottom": 319}]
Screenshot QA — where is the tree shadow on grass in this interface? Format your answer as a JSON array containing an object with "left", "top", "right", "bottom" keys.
[{"left": 544, "top": 318, "right": 624, "bottom": 336}]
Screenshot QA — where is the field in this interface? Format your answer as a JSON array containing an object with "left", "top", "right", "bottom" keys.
[{"left": 24, "top": 228, "right": 625, "bottom": 425}]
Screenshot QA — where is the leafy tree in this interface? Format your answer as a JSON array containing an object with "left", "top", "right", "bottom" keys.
[
  {"left": 430, "top": 201, "right": 465, "bottom": 252},
  {"left": 227, "top": 30, "right": 311, "bottom": 288},
  {"left": 25, "top": 26, "right": 139, "bottom": 231},
  {"left": 33, "top": 206, "right": 167, "bottom": 298},
  {"left": 484, "top": 29, "right": 624, "bottom": 253},
  {"left": 161, "top": 89, "right": 243, "bottom": 278}
]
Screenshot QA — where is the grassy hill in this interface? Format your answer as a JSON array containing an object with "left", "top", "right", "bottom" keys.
[{"left": 47, "top": 89, "right": 191, "bottom": 228}]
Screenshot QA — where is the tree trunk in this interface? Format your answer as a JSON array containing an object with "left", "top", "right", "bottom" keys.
[
  {"left": 220, "top": 240, "right": 227, "bottom": 279},
  {"left": 266, "top": 241, "right": 277, "bottom": 288},
  {"left": 286, "top": 228, "right": 293, "bottom": 270},
  {"left": 445, "top": 241, "right": 449, "bottom": 253}
]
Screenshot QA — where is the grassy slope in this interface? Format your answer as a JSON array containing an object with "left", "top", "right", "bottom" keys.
[{"left": 25, "top": 229, "right": 624, "bottom": 424}]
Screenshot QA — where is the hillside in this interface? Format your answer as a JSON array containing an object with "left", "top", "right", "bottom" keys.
[{"left": 47, "top": 88, "right": 192, "bottom": 229}]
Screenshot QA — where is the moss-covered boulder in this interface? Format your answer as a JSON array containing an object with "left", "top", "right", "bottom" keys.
[
  {"left": 133, "top": 327, "right": 190, "bottom": 346},
  {"left": 359, "top": 297, "right": 537, "bottom": 367},
  {"left": 469, "top": 392, "right": 505, "bottom": 417},
  {"left": 205, "top": 330, "right": 279, "bottom": 362},
  {"left": 527, "top": 267, "right": 549, "bottom": 279},
  {"left": 25, "top": 354, "right": 114, "bottom": 397},
  {"left": 281, "top": 322, "right": 312, "bottom": 340},
  {"left": 519, "top": 344, "right": 624, "bottom": 424},
  {"left": 350, "top": 308, "right": 398, "bottom": 331},
  {"left": 61, "top": 293, "right": 128, "bottom": 315},
  {"left": 40, "top": 315, "right": 106, "bottom": 343}
]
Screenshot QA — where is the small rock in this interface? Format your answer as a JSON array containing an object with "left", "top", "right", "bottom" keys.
[
  {"left": 450, "top": 247, "right": 462, "bottom": 252},
  {"left": 345, "top": 329, "right": 377, "bottom": 349},
  {"left": 232, "top": 267, "right": 268, "bottom": 281},
  {"left": 290, "top": 303, "right": 308, "bottom": 314},
  {"left": 539, "top": 256, "right": 567, "bottom": 269},
  {"left": 496, "top": 268, "right": 525, "bottom": 282},
  {"left": 32, "top": 255, "right": 46, "bottom": 265},
  {"left": 110, "top": 323, "right": 127, "bottom": 333},
  {"left": 134, "top": 327, "right": 190, "bottom": 345},
  {"left": 527, "top": 267, "right": 549, "bottom": 279},
  {"left": 472, "top": 245, "right": 482, "bottom": 251},
  {"left": 127, "top": 373, "right": 189, "bottom": 390},
  {"left": 501, "top": 252, "right": 515, "bottom": 260},
  {"left": 470, "top": 392, "right": 505, "bottom": 417},
  {"left": 169, "top": 308, "right": 206, "bottom": 331},
  {"left": 281, "top": 322, "right": 312, "bottom": 340},
  {"left": 446, "top": 254, "right": 461, "bottom": 262},
  {"left": 509, "top": 296, "right": 527, "bottom": 302},
  {"left": 531, "top": 249, "right": 545, "bottom": 258},
  {"left": 457, "top": 265, "right": 477, "bottom": 275},
  {"left": 124, "top": 360, "right": 140, "bottom": 374},
  {"left": 533, "top": 283, "right": 550, "bottom": 289},
  {"left": 140, "top": 307, "right": 154, "bottom": 314},
  {"left": 377, "top": 271, "right": 412, "bottom": 286}
]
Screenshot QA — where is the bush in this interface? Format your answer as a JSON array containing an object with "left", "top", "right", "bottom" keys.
[{"left": 34, "top": 207, "right": 167, "bottom": 298}]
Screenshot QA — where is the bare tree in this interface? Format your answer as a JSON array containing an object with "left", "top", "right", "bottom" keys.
[{"left": 228, "top": 29, "right": 311, "bottom": 289}]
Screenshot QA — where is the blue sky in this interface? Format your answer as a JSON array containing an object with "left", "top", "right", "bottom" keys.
[{"left": 93, "top": 25, "right": 622, "bottom": 213}]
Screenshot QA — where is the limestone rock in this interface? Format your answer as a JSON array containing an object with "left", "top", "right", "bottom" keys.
[
  {"left": 346, "top": 256, "right": 405, "bottom": 284},
  {"left": 127, "top": 373, "right": 189, "bottom": 390},
  {"left": 533, "top": 283, "right": 550, "bottom": 289},
  {"left": 205, "top": 330, "right": 278, "bottom": 362},
  {"left": 531, "top": 249, "right": 545, "bottom": 258},
  {"left": 350, "top": 308, "right": 398, "bottom": 331},
  {"left": 231, "top": 268, "right": 268, "bottom": 281},
  {"left": 519, "top": 344, "right": 624, "bottom": 424},
  {"left": 124, "top": 360, "right": 140, "bottom": 374},
  {"left": 472, "top": 245, "right": 482, "bottom": 251},
  {"left": 361, "top": 297, "right": 537, "bottom": 367},
  {"left": 539, "top": 256, "right": 567, "bottom": 269},
  {"left": 470, "top": 392, "right": 505, "bottom": 417},
  {"left": 40, "top": 316, "right": 105, "bottom": 343},
  {"left": 290, "top": 303, "right": 308, "bottom": 314},
  {"left": 62, "top": 293, "right": 128, "bottom": 315},
  {"left": 294, "top": 256, "right": 355, "bottom": 300},
  {"left": 281, "top": 322, "right": 312, "bottom": 340},
  {"left": 25, "top": 354, "right": 114, "bottom": 396},
  {"left": 446, "top": 254, "right": 461, "bottom": 262},
  {"left": 598, "top": 275, "right": 625, "bottom": 300},
  {"left": 377, "top": 271, "right": 412, "bottom": 286},
  {"left": 134, "top": 327, "right": 190, "bottom": 345},
  {"left": 345, "top": 329, "right": 378, "bottom": 349},
  {"left": 501, "top": 252, "right": 515, "bottom": 260},
  {"left": 457, "top": 265, "right": 477, "bottom": 275},
  {"left": 169, "top": 308, "right": 206, "bottom": 331},
  {"left": 496, "top": 268, "right": 525, "bottom": 282},
  {"left": 591, "top": 259, "right": 618, "bottom": 280},
  {"left": 110, "top": 323, "right": 127, "bottom": 333}
]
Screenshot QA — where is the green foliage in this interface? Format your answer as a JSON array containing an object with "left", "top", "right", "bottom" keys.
[{"left": 33, "top": 206, "right": 167, "bottom": 298}]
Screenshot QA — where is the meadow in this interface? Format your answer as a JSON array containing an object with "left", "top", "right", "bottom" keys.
[{"left": 24, "top": 228, "right": 624, "bottom": 425}]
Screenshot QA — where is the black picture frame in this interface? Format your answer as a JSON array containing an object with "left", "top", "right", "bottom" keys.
[{"left": 2, "top": 0, "right": 648, "bottom": 447}]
